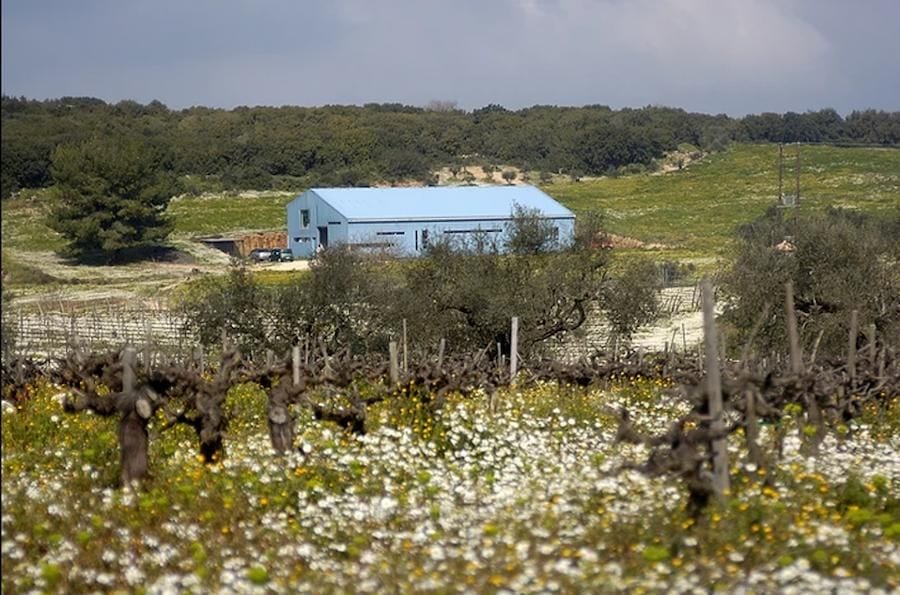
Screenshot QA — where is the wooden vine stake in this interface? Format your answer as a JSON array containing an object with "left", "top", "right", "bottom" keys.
[
  {"left": 389, "top": 341, "right": 399, "bottom": 386},
  {"left": 402, "top": 319, "right": 408, "bottom": 373},
  {"left": 195, "top": 345, "right": 205, "bottom": 371},
  {"left": 809, "top": 329, "right": 825, "bottom": 365},
  {"left": 847, "top": 310, "right": 858, "bottom": 384},
  {"left": 785, "top": 282, "right": 823, "bottom": 454},
  {"left": 866, "top": 323, "right": 876, "bottom": 364},
  {"left": 143, "top": 319, "right": 153, "bottom": 367},
  {"left": 744, "top": 388, "right": 763, "bottom": 470},
  {"left": 437, "top": 338, "right": 446, "bottom": 373},
  {"left": 122, "top": 347, "right": 136, "bottom": 395},
  {"left": 701, "top": 279, "right": 729, "bottom": 499},
  {"left": 784, "top": 282, "right": 803, "bottom": 375},
  {"left": 510, "top": 316, "right": 519, "bottom": 385}
]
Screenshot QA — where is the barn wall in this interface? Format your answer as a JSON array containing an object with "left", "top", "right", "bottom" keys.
[
  {"left": 344, "top": 216, "right": 575, "bottom": 256},
  {"left": 287, "top": 191, "right": 313, "bottom": 257},
  {"left": 288, "top": 188, "right": 576, "bottom": 258},
  {"left": 287, "top": 191, "right": 351, "bottom": 257}
]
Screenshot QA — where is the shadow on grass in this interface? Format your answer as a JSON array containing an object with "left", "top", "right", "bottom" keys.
[{"left": 61, "top": 245, "right": 198, "bottom": 266}]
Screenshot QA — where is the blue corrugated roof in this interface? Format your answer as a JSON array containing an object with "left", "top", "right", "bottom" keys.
[{"left": 310, "top": 185, "right": 574, "bottom": 222}]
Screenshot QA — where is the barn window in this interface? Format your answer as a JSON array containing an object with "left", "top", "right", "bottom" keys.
[
  {"left": 301, "top": 210, "right": 310, "bottom": 228},
  {"left": 376, "top": 231, "right": 405, "bottom": 236},
  {"left": 443, "top": 228, "right": 501, "bottom": 234}
]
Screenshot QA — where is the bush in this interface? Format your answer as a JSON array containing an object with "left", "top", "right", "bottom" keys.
[
  {"left": 178, "top": 263, "right": 273, "bottom": 355},
  {"left": 504, "top": 203, "right": 561, "bottom": 254},
  {"left": 603, "top": 258, "right": 662, "bottom": 341},
  {"left": 720, "top": 207, "right": 900, "bottom": 358},
  {"left": 181, "top": 231, "right": 661, "bottom": 359}
]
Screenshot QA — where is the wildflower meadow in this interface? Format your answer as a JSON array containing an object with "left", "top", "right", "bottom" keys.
[{"left": 2, "top": 373, "right": 897, "bottom": 593}]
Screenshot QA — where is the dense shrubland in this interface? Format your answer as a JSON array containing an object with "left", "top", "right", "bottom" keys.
[{"left": 3, "top": 95, "right": 897, "bottom": 199}]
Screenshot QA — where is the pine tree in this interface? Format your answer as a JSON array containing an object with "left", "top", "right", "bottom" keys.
[{"left": 49, "top": 136, "right": 178, "bottom": 261}]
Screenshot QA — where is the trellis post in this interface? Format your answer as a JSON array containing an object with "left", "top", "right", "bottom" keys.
[
  {"left": 402, "top": 319, "right": 408, "bottom": 373},
  {"left": 389, "top": 341, "right": 399, "bottom": 386},
  {"left": 847, "top": 310, "right": 858, "bottom": 382},
  {"left": 785, "top": 282, "right": 803, "bottom": 375},
  {"left": 510, "top": 316, "right": 519, "bottom": 384},
  {"left": 702, "top": 279, "right": 729, "bottom": 499}
]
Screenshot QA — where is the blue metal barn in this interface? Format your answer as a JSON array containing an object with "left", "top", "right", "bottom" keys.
[{"left": 286, "top": 185, "right": 576, "bottom": 258}]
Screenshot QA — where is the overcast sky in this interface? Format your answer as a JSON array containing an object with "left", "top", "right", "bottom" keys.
[{"left": 2, "top": 0, "right": 898, "bottom": 115}]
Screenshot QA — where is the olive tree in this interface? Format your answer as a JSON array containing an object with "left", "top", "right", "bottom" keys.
[
  {"left": 504, "top": 203, "right": 561, "bottom": 254},
  {"left": 720, "top": 207, "right": 900, "bottom": 358}
]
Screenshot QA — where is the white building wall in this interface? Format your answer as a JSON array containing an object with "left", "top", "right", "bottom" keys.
[{"left": 288, "top": 191, "right": 576, "bottom": 258}]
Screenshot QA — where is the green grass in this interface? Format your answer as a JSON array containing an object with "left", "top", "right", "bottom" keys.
[
  {"left": 1, "top": 144, "right": 896, "bottom": 290},
  {"left": 0, "top": 189, "right": 67, "bottom": 253},
  {"left": 0, "top": 190, "right": 297, "bottom": 251},
  {"left": 0, "top": 250, "right": 61, "bottom": 285},
  {"left": 547, "top": 143, "right": 900, "bottom": 257},
  {"left": 167, "top": 192, "right": 296, "bottom": 236}
]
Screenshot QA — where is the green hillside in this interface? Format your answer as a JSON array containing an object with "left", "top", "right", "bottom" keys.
[
  {"left": 164, "top": 144, "right": 899, "bottom": 251},
  {"left": 167, "top": 192, "right": 296, "bottom": 237},
  {"left": 548, "top": 143, "right": 899, "bottom": 257},
  {"left": 2, "top": 143, "right": 897, "bottom": 267}
]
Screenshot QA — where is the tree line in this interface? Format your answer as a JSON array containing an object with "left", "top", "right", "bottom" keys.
[{"left": 3, "top": 95, "right": 897, "bottom": 199}]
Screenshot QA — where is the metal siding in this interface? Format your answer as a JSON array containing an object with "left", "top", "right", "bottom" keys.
[
  {"left": 287, "top": 191, "right": 352, "bottom": 257},
  {"left": 313, "top": 199, "right": 346, "bottom": 249},
  {"left": 344, "top": 217, "right": 575, "bottom": 256},
  {"left": 287, "top": 192, "right": 315, "bottom": 256},
  {"left": 286, "top": 192, "right": 314, "bottom": 257},
  {"left": 289, "top": 186, "right": 576, "bottom": 258},
  {"left": 311, "top": 185, "right": 574, "bottom": 221}
]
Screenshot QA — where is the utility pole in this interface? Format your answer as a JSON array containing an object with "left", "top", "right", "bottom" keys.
[
  {"left": 777, "top": 144, "right": 801, "bottom": 209},
  {"left": 778, "top": 144, "right": 784, "bottom": 202}
]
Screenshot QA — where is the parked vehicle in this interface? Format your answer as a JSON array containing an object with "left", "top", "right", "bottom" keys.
[
  {"left": 248, "top": 248, "right": 272, "bottom": 262},
  {"left": 275, "top": 248, "right": 294, "bottom": 262},
  {"left": 266, "top": 248, "right": 294, "bottom": 262}
]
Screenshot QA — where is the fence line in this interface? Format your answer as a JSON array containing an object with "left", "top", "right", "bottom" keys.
[
  {"left": 7, "top": 284, "right": 705, "bottom": 361},
  {"left": 10, "top": 308, "right": 195, "bottom": 359}
]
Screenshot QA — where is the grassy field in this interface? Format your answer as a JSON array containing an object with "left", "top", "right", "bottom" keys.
[
  {"left": 548, "top": 143, "right": 900, "bottom": 257},
  {"left": 0, "top": 189, "right": 68, "bottom": 254},
  {"left": 166, "top": 191, "right": 296, "bottom": 237},
  {"left": 3, "top": 145, "right": 896, "bottom": 254},
  {"left": 0, "top": 144, "right": 896, "bottom": 297},
  {"left": 0, "top": 190, "right": 296, "bottom": 254},
  {"left": 2, "top": 379, "right": 897, "bottom": 593}
]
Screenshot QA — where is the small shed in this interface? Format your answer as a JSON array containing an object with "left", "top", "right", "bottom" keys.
[
  {"left": 285, "top": 185, "right": 575, "bottom": 258},
  {"left": 199, "top": 231, "right": 288, "bottom": 257}
]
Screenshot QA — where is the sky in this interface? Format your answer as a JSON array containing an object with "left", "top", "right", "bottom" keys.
[{"left": 2, "top": 0, "right": 898, "bottom": 116}]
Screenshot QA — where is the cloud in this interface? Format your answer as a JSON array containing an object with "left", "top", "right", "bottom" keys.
[{"left": 1, "top": 0, "right": 896, "bottom": 114}]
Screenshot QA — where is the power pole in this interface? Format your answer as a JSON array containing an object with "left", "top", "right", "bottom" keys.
[
  {"left": 777, "top": 144, "right": 801, "bottom": 209},
  {"left": 778, "top": 144, "right": 784, "bottom": 202}
]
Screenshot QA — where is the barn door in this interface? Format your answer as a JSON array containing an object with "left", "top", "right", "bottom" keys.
[{"left": 317, "top": 226, "right": 329, "bottom": 248}]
